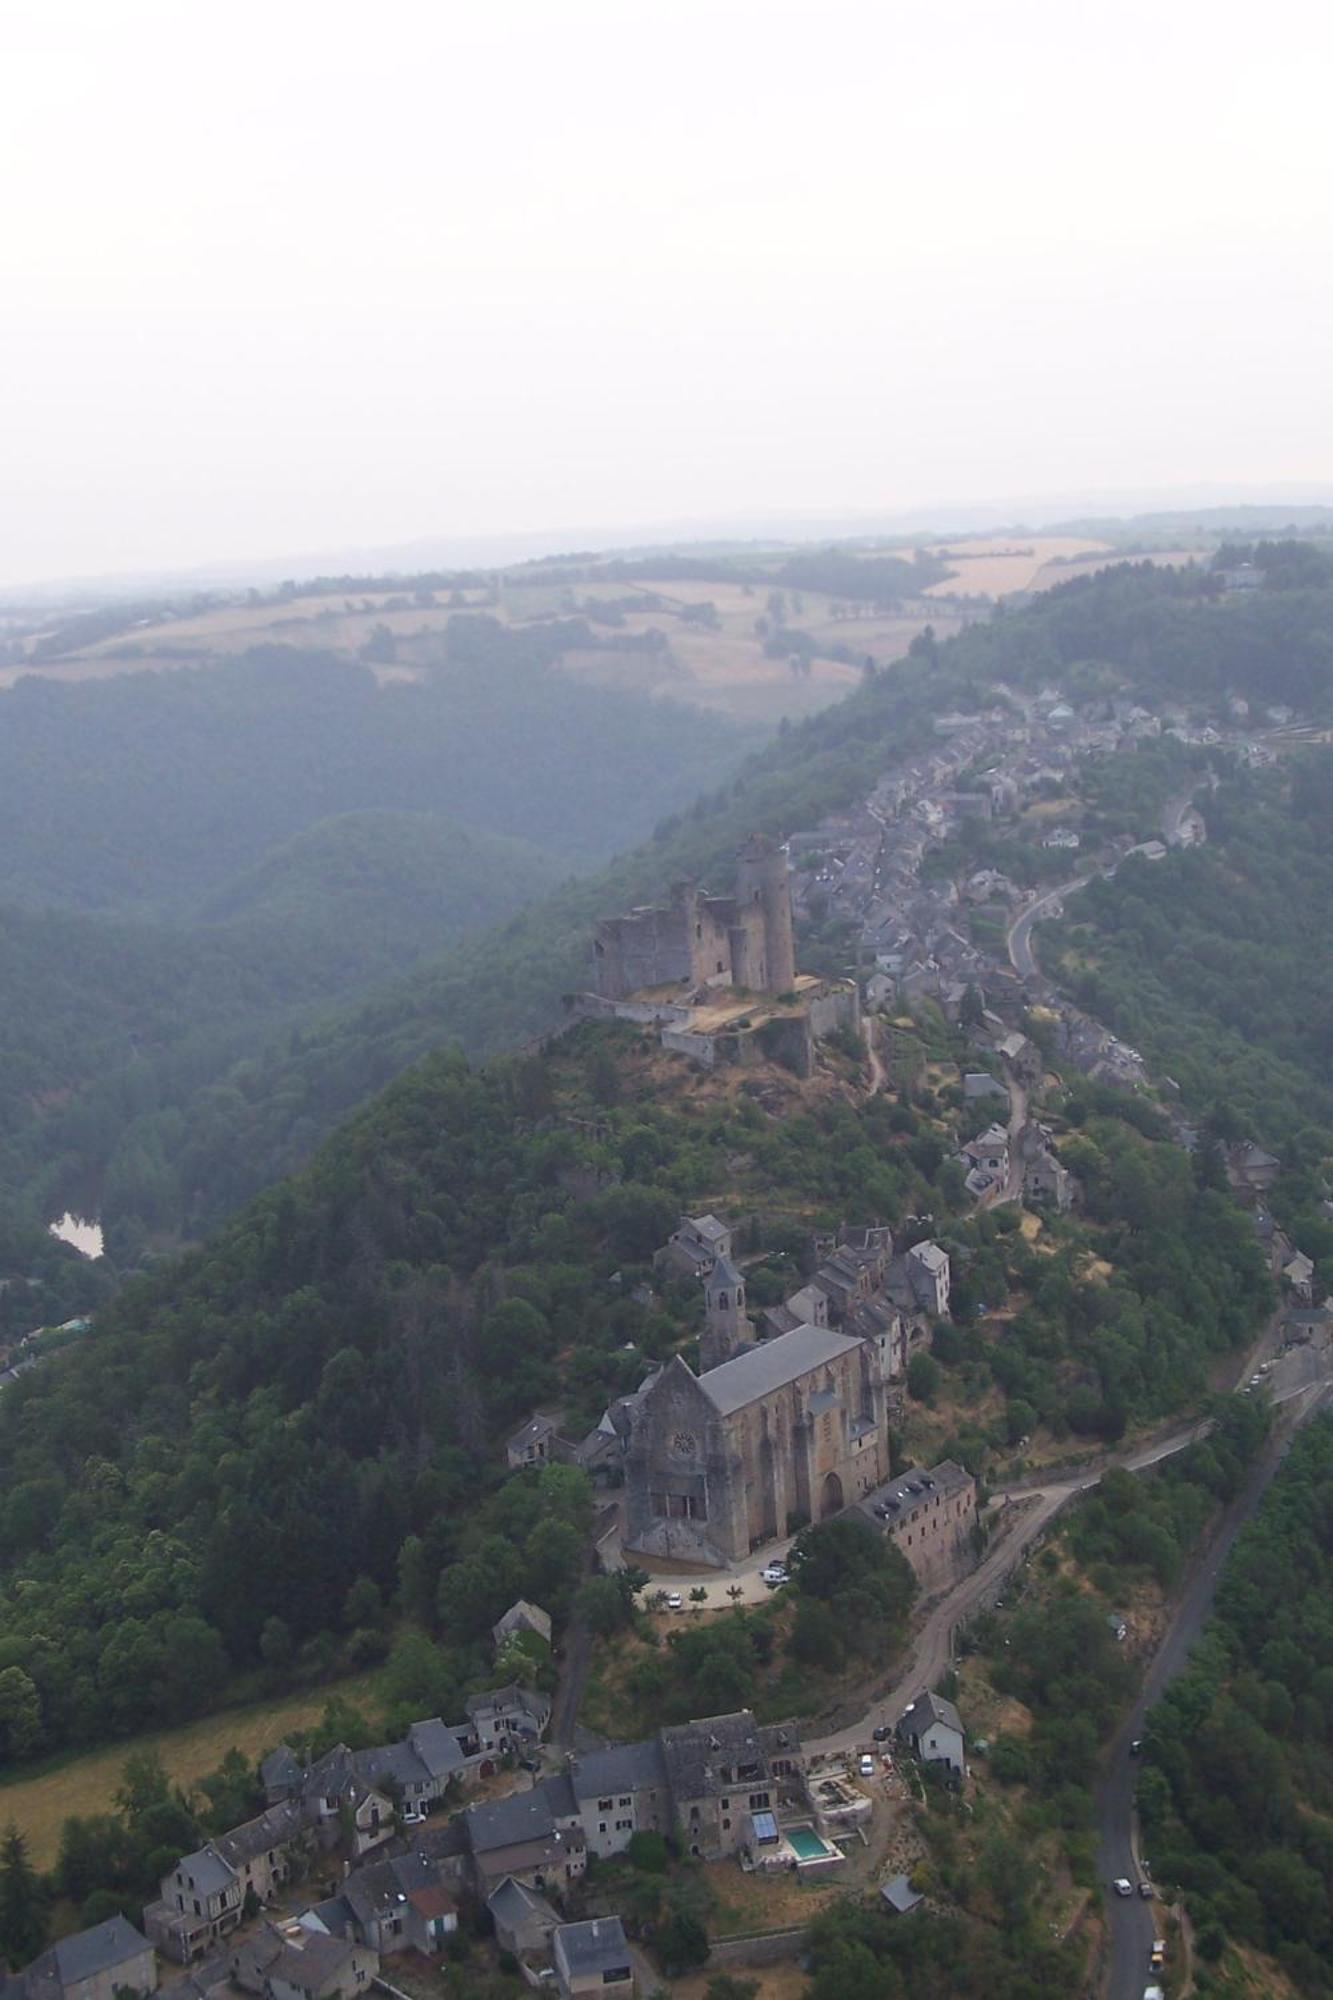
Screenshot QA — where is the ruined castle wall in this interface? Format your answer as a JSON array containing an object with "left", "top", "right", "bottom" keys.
[
  {"left": 593, "top": 903, "right": 693, "bottom": 998},
  {"left": 728, "top": 905, "right": 769, "bottom": 990},
  {"left": 807, "top": 983, "right": 861, "bottom": 1040}
]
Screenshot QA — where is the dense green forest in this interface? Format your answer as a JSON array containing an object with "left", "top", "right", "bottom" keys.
[
  {"left": 9, "top": 554, "right": 1333, "bottom": 1257},
  {"left": 1139, "top": 1414, "right": 1333, "bottom": 1996},
  {"left": 0, "top": 814, "right": 567, "bottom": 1255},
  {"left": 0, "top": 1004, "right": 1271, "bottom": 1765},
  {"left": 1047, "top": 750, "right": 1333, "bottom": 1275},
  {"left": 23, "top": 556, "right": 1333, "bottom": 1256},
  {"left": 0, "top": 631, "right": 749, "bottom": 913}
]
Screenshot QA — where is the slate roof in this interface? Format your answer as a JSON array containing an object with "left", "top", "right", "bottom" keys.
[
  {"left": 466, "top": 1683, "right": 549, "bottom": 1721},
  {"left": 698, "top": 1324, "right": 863, "bottom": 1416},
  {"left": 907, "top": 1240, "right": 949, "bottom": 1274},
  {"left": 706, "top": 1251, "right": 744, "bottom": 1291},
  {"left": 881, "top": 1875, "right": 923, "bottom": 1914},
  {"left": 261, "top": 1743, "right": 305, "bottom": 1795},
  {"left": 568, "top": 1738, "right": 667, "bottom": 1802},
  {"left": 856, "top": 1459, "right": 971, "bottom": 1534},
  {"left": 267, "top": 1932, "right": 361, "bottom": 1992},
  {"left": 486, "top": 1875, "right": 560, "bottom": 1939},
  {"left": 899, "top": 1691, "right": 963, "bottom": 1741},
  {"left": 37, "top": 1917, "right": 152, "bottom": 1989},
  {"left": 217, "top": 1800, "right": 307, "bottom": 1866},
  {"left": 408, "top": 1718, "right": 467, "bottom": 1777},
  {"left": 658, "top": 1711, "right": 799, "bottom": 1801},
  {"left": 554, "top": 1917, "right": 631, "bottom": 1978},
  {"left": 465, "top": 1774, "right": 575, "bottom": 1855},
  {"left": 689, "top": 1214, "right": 730, "bottom": 1245},
  {"left": 174, "top": 1843, "right": 237, "bottom": 1897}
]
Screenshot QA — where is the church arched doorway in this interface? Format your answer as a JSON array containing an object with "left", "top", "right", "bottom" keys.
[{"left": 820, "top": 1470, "right": 844, "bottom": 1517}]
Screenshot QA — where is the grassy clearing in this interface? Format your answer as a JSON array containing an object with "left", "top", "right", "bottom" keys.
[{"left": 0, "top": 1671, "right": 382, "bottom": 1870}]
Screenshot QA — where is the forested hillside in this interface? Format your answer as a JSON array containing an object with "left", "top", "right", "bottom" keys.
[
  {"left": 0, "top": 635, "right": 747, "bottom": 914},
  {"left": 60, "top": 552, "right": 1333, "bottom": 1250},
  {"left": 1140, "top": 1414, "right": 1333, "bottom": 1996},
  {"left": 0, "top": 1009, "right": 1270, "bottom": 1764},
  {"left": 0, "top": 816, "right": 565, "bottom": 1251},
  {"left": 10, "top": 553, "right": 1333, "bottom": 1259},
  {"left": 1047, "top": 750, "right": 1333, "bottom": 1274}
]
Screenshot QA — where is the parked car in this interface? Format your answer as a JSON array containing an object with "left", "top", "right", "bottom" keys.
[
  {"left": 858, "top": 1753, "right": 876, "bottom": 1777},
  {"left": 1139, "top": 1880, "right": 1155, "bottom": 1899},
  {"left": 666, "top": 1592, "right": 684, "bottom": 1611},
  {"left": 1129, "top": 1738, "right": 1142, "bottom": 1755},
  {"left": 761, "top": 1562, "right": 789, "bottom": 1586},
  {"left": 1114, "top": 1878, "right": 1134, "bottom": 1897},
  {"left": 872, "top": 1724, "right": 892, "bottom": 1742},
  {"left": 1150, "top": 1941, "right": 1166, "bottom": 1972}
]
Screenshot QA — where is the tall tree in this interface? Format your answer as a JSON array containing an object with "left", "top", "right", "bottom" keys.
[{"left": 0, "top": 1824, "right": 46, "bottom": 1965}]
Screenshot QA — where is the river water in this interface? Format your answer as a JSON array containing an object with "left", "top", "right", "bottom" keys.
[{"left": 48, "top": 1213, "right": 104, "bottom": 1259}]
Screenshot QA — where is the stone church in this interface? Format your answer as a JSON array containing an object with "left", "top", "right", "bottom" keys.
[{"left": 621, "top": 1320, "right": 891, "bottom": 1568}]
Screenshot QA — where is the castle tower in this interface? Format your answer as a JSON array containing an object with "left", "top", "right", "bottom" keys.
[
  {"left": 701, "top": 1252, "right": 750, "bottom": 1371},
  {"left": 734, "top": 835, "right": 797, "bottom": 995}
]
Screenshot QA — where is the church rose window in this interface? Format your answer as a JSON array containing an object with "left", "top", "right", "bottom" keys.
[{"left": 671, "top": 1431, "right": 697, "bottom": 1458}]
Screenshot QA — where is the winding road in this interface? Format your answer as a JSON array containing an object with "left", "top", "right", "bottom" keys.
[
  {"left": 1097, "top": 1378, "right": 1332, "bottom": 2000},
  {"left": 1006, "top": 871, "right": 1095, "bottom": 980}
]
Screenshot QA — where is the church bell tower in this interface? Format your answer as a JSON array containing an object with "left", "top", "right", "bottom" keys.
[{"left": 701, "top": 1252, "right": 750, "bottom": 1371}]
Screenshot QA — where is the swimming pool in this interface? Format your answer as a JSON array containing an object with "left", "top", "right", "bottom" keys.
[{"left": 786, "top": 1824, "right": 832, "bottom": 1861}]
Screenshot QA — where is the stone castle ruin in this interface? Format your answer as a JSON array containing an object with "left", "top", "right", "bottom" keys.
[
  {"left": 593, "top": 835, "right": 797, "bottom": 1001},
  {"left": 573, "top": 836, "right": 858, "bottom": 1076}
]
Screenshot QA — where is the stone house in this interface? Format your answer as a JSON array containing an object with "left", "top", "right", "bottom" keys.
[
  {"left": 486, "top": 1878, "right": 561, "bottom": 1959},
  {"left": 854, "top": 1460, "right": 977, "bottom": 1591},
  {"left": 466, "top": 1685, "right": 552, "bottom": 1759},
  {"left": 553, "top": 1919, "right": 635, "bottom": 2000},
  {"left": 1024, "top": 1148, "right": 1074, "bottom": 1211},
  {"left": 897, "top": 1693, "right": 966, "bottom": 1777},
  {"left": 463, "top": 1779, "right": 587, "bottom": 1895},
  {"left": 145, "top": 1844, "right": 245, "bottom": 1963},
  {"left": 1227, "top": 1141, "right": 1281, "bottom": 1196},
  {"left": 659, "top": 1712, "right": 803, "bottom": 1862},
  {"left": 505, "top": 1415, "right": 575, "bottom": 1470},
  {"left": 231, "top": 1928, "right": 375, "bottom": 2000},
  {"left": 492, "top": 1599, "right": 553, "bottom": 1650},
  {"left": 845, "top": 1297, "right": 908, "bottom": 1384},
  {"left": 567, "top": 1739, "right": 671, "bottom": 1860},
  {"left": 334, "top": 1851, "right": 458, "bottom": 1956},
  {"left": 2, "top": 1917, "right": 156, "bottom": 2000},
  {"left": 963, "top": 1072, "right": 1010, "bottom": 1111},
  {"left": 657, "top": 1214, "right": 732, "bottom": 1281},
  {"left": 904, "top": 1241, "right": 951, "bottom": 1318},
  {"left": 961, "top": 1124, "right": 1009, "bottom": 1181}
]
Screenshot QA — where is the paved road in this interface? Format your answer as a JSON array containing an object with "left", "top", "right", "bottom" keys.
[
  {"left": 1006, "top": 872, "right": 1093, "bottom": 979},
  {"left": 1097, "top": 1379, "right": 1332, "bottom": 2000}
]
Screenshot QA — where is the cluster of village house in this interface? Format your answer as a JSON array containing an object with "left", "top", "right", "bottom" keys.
[
  {"left": 13, "top": 645, "right": 1329, "bottom": 2000},
  {"left": 791, "top": 680, "right": 1288, "bottom": 1091},
  {"left": 5, "top": 1690, "right": 976, "bottom": 2000}
]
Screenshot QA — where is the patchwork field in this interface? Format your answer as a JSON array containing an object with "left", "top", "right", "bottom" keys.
[
  {"left": 0, "top": 1671, "right": 381, "bottom": 1869},
  {"left": 4, "top": 533, "right": 1197, "bottom": 723},
  {"left": 7, "top": 573, "right": 962, "bottom": 727},
  {"left": 921, "top": 535, "right": 1198, "bottom": 600}
]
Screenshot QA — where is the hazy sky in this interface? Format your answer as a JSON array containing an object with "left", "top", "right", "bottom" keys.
[{"left": 4, "top": 0, "right": 1332, "bottom": 585}]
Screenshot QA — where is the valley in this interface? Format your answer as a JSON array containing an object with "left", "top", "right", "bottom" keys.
[{"left": 3, "top": 539, "right": 1333, "bottom": 2000}]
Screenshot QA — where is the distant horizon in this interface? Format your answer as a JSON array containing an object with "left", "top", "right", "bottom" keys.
[{"left": 6, "top": 480, "right": 1333, "bottom": 603}]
